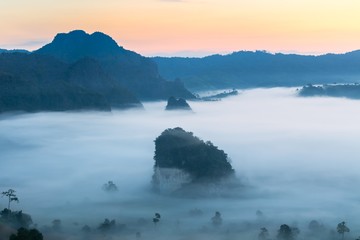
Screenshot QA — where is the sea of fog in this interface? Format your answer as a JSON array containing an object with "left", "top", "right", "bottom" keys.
[{"left": 1, "top": 87, "right": 360, "bottom": 239}]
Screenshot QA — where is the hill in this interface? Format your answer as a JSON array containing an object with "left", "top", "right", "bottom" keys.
[
  {"left": 153, "top": 128, "right": 234, "bottom": 182},
  {"left": 0, "top": 72, "right": 110, "bottom": 113},
  {"left": 152, "top": 128, "right": 236, "bottom": 195},
  {"left": 165, "top": 97, "right": 192, "bottom": 111},
  {"left": 35, "top": 30, "right": 195, "bottom": 100},
  {"left": 0, "top": 52, "right": 139, "bottom": 112},
  {"left": 153, "top": 51, "right": 360, "bottom": 90},
  {"left": 298, "top": 84, "right": 360, "bottom": 99}
]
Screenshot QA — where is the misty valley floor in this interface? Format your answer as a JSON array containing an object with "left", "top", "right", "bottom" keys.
[{"left": 1, "top": 87, "right": 360, "bottom": 239}]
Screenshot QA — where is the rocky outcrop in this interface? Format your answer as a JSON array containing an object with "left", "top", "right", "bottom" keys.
[
  {"left": 152, "top": 128, "right": 236, "bottom": 195},
  {"left": 165, "top": 97, "right": 192, "bottom": 111}
]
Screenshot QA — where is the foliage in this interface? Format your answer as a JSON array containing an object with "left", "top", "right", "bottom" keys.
[
  {"left": 337, "top": 221, "right": 350, "bottom": 239},
  {"left": 211, "top": 211, "right": 222, "bottom": 227},
  {"left": 259, "top": 227, "right": 269, "bottom": 240},
  {"left": 52, "top": 219, "right": 62, "bottom": 231},
  {"left": 1, "top": 189, "right": 19, "bottom": 210},
  {"left": 277, "top": 224, "right": 299, "bottom": 240},
  {"left": 98, "top": 218, "right": 116, "bottom": 233},
  {"left": 9, "top": 227, "right": 43, "bottom": 240},
  {"left": 154, "top": 127, "right": 234, "bottom": 182},
  {"left": 153, "top": 213, "right": 161, "bottom": 225},
  {"left": 0, "top": 209, "right": 32, "bottom": 229},
  {"left": 102, "top": 181, "right": 118, "bottom": 192},
  {"left": 299, "top": 83, "right": 360, "bottom": 99}
]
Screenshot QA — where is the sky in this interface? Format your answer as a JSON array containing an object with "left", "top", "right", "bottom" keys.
[{"left": 1, "top": 0, "right": 360, "bottom": 56}]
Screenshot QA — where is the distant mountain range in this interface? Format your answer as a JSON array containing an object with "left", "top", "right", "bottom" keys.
[
  {"left": 0, "top": 30, "right": 194, "bottom": 113},
  {"left": 153, "top": 50, "right": 360, "bottom": 90},
  {"left": 3, "top": 30, "right": 360, "bottom": 113},
  {"left": 0, "top": 49, "right": 29, "bottom": 54}
]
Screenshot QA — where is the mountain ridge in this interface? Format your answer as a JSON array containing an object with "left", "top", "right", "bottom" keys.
[
  {"left": 0, "top": 30, "right": 195, "bottom": 113},
  {"left": 35, "top": 30, "right": 195, "bottom": 100},
  {"left": 153, "top": 50, "right": 360, "bottom": 90}
]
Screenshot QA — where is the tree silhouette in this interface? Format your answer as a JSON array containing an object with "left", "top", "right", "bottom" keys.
[
  {"left": 0, "top": 209, "right": 33, "bottom": 229},
  {"left": 259, "top": 227, "right": 269, "bottom": 240},
  {"left": 153, "top": 213, "right": 161, "bottom": 226},
  {"left": 9, "top": 227, "right": 43, "bottom": 240},
  {"left": 98, "top": 218, "right": 116, "bottom": 233},
  {"left": 337, "top": 221, "right": 350, "bottom": 240},
  {"left": 211, "top": 211, "right": 222, "bottom": 227},
  {"left": 1, "top": 189, "right": 19, "bottom": 210},
  {"left": 102, "top": 181, "right": 118, "bottom": 192},
  {"left": 277, "top": 224, "right": 293, "bottom": 240}
]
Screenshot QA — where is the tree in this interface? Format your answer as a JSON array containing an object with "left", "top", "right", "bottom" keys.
[
  {"left": 277, "top": 224, "right": 293, "bottom": 240},
  {"left": 153, "top": 213, "right": 161, "bottom": 226},
  {"left": 9, "top": 227, "right": 43, "bottom": 240},
  {"left": 153, "top": 128, "right": 234, "bottom": 182},
  {"left": 98, "top": 218, "right": 116, "bottom": 233},
  {"left": 1, "top": 189, "right": 19, "bottom": 210},
  {"left": 211, "top": 211, "right": 222, "bottom": 227},
  {"left": 337, "top": 221, "right": 350, "bottom": 240},
  {"left": 259, "top": 227, "right": 269, "bottom": 240},
  {"left": 102, "top": 181, "right": 118, "bottom": 192},
  {"left": 0, "top": 209, "right": 32, "bottom": 229},
  {"left": 52, "top": 219, "right": 62, "bottom": 231}
]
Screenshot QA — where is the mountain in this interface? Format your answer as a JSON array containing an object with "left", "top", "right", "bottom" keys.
[
  {"left": 0, "top": 72, "right": 110, "bottom": 113},
  {"left": 0, "top": 30, "right": 197, "bottom": 113},
  {"left": 35, "top": 30, "right": 195, "bottom": 100},
  {"left": 0, "top": 52, "right": 137, "bottom": 112},
  {"left": 153, "top": 50, "right": 360, "bottom": 90},
  {"left": 67, "top": 57, "right": 140, "bottom": 108}
]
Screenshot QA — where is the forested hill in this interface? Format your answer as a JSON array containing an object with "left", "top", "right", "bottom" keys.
[
  {"left": 153, "top": 50, "right": 360, "bottom": 90},
  {"left": 35, "top": 30, "right": 195, "bottom": 100},
  {"left": 0, "top": 30, "right": 195, "bottom": 113}
]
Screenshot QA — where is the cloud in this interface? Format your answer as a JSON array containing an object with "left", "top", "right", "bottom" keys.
[
  {"left": 1, "top": 88, "right": 360, "bottom": 239},
  {"left": 0, "top": 39, "right": 48, "bottom": 51}
]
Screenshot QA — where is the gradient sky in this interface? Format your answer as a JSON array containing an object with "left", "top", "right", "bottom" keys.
[{"left": 1, "top": 0, "right": 360, "bottom": 56}]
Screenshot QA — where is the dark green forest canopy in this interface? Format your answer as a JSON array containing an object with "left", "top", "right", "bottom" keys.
[{"left": 154, "top": 128, "right": 235, "bottom": 181}]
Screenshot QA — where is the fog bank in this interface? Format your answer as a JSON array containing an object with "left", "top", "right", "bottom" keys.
[{"left": 1, "top": 87, "right": 360, "bottom": 239}]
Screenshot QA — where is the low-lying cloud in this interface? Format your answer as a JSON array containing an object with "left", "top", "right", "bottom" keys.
[{"left": 1, "top": 87, "right": 360, "bottom": 239}]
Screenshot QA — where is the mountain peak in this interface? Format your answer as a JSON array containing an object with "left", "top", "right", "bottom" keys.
[{"left": 35, "top": 30, "right": 125, "bottom": 63}]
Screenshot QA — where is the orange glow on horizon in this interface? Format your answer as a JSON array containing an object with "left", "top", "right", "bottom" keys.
[{"left": 1, "top": 0, "right": 360, "bottom": 56}]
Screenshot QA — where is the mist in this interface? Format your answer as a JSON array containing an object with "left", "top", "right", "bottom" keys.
[{"left": 1, "top": 87, "right": 360, "bottom": 239}]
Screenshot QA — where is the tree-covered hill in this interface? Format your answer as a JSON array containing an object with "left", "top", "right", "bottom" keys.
[{"left": 154, "top": 127, "right": 234, "bottom": 182}]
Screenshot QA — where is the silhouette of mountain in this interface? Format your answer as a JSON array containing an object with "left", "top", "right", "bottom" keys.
[
  {"left": 153, "top": 51, "right": 360, "bottom": 90},
  {"left": 35, "top": 30, "right": 195, "bottom": 100},
  {"left": 0, "top": 72, "right": 110, "bottom": 113},
  {"left": 0, "top": 30, "right": 197, "bottom": 113},
  {"left": 67, "top": 57, "right": 140, "bottom": 108},
  {"left": 0, "top": 52, "right": 136, "bottom": 112}
]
